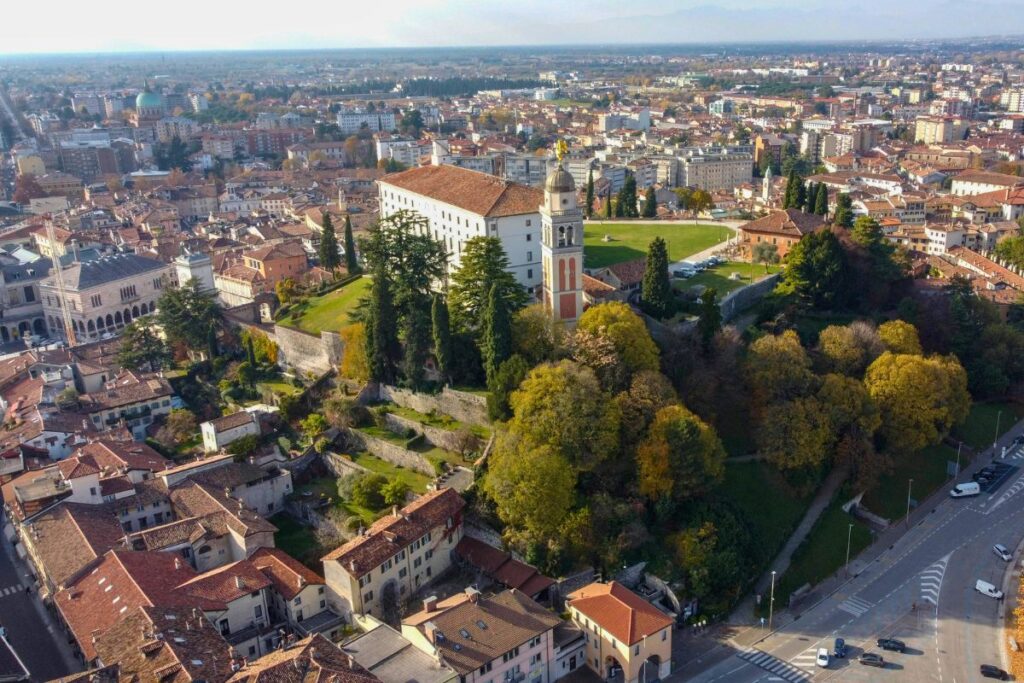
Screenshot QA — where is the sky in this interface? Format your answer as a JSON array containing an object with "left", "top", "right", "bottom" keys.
[{"left": 3, "top": 0, "right": 1024, "bottom": 55}]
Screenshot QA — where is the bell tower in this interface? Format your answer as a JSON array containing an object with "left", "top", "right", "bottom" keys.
[{"left": 540, "top": 141, "right": 584, "bottom": 325}]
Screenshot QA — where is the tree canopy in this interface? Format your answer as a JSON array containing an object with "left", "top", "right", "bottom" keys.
[
  {"left": 577, "top": 302, "right": 660, "bottom": 377},
  {"left": 636, "top": 404, "right": 726, "bottom": 502},
  {"left": 448, "top": 237, "right": 528, "bottom": 332}
]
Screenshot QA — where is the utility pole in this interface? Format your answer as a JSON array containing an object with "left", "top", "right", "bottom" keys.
[
  {"left": 845, "top": 523, "right": 854, "bottom": 576},
  {"left": 905, "top": 478, "right": 914, "bottom": 527},
  {"left": 768, "top": 570, "right": 777, "bottom": 631}
]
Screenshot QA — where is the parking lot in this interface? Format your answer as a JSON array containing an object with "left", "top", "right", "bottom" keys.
[{"left": 973, "top": 461, "right": 1017, "bottom": 493}]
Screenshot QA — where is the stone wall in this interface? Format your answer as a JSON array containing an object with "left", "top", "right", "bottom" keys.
[
  {"left": 381, "top": 413, "right": 478, "bottom": 454},
  {"left": 719, "top": 273, "right": 781, "bottom": 322},
  {"left": 321, "top": 451, "right": 368, "bottom": 479},
  {"left": 343, "top": 428, "right": 436, "bottom": 476},
  {"left": 377, "top": 385, "right": 489, "bottom": 427},
  {"left": 228, "top": 317, "right": 344, "bottom": 377}
]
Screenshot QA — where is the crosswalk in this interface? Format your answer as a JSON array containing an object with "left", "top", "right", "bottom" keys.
[
  {"left": 919, "top": 554, "right": 950, "bottom": 606},
  {"left": 836, "top": 595, "right": 872, "bottom": 617},
  {"left": 0, "top": 585, "right": 23, "bottom": 597},
  {"left": 737, "top": 647, "right": 812, "bottom": 683},
  {"left": 789, "top": 647, "right": 822, "bottom": 673},
  {"left": 986, "top": 471, "right": 1024, "bottom": 515}
]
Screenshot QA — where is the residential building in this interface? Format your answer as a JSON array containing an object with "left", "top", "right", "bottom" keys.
[
  {"left": 322, "top": 488, "right": 465, "bottom": 619},
  {"left": 40, "top": 253, "right": 174, "bottom": 343},
  {"left": 250, "top": 547, "right": 344, "bottom": 640},
  {"left": 77, "top": 370, "right": 175, "bottom": 438},
  {"left": 155, "top": 117, "right": 200, "bottom": 143},
  {"left": 338, "top": 108, "right": 397, "bottom": 136},
  {"left": 201, "top": 410, "right": 261, "bottom": 452},
  {"left": 567, "top": 581, "right": 673, "bottom": 683},
  {"left": 227, "top": 633, "right": 381, "bottom": 682},
  {"left": 378, "top": 165, "right": 544, "bottom": 293},
  {"left": 739, "top": 208, "right": 827, "bottom": 259},
  {"left": 214, "top": 241, "right": 308, "bottom": 307},
  {"left": 679, "top": 149, "right": 753, "bottom": 191},
  {"left": 914, "top": 116, "right": 968, "bottom": 145},
  {"left": 346, "top": 616, "right": 458, "bottom": 683},
  {"left": 950, "top": 170, "right": 1024, "bottom": 197}
]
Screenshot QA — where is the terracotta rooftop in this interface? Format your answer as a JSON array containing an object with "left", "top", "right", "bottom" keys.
[
  {"left": 380, "top": 165, "right": 543, "bottom": 218},
  {"left": 567, "top": 581, "right": 673, "bottom": 646},
  {"left": 250, "top": 547, "right": 325, "bottom": 600},
  {"left": 740, "top": 208, "right": 827, "bottom": 239},
  {"left": 227, "top": 633, "right": 380, "bottom": 683}
]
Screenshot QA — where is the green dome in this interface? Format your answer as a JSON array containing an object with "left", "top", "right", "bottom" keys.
[{"left": 136, "top": 89, "right": 162, "bottom": 110}]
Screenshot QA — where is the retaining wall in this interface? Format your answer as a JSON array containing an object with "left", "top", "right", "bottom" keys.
[
  {"left": 377, "top": 385, "right": 488, "bottom": 427},
  {"left": 344, "top": 428, "right": 436, "bottom": 476},
  {"left": 321, "top": 451, "right": 369, "bottom": 479},
  {"left": 719, "top": 273, "right": 781, "bottom": 322},
  {"left": 381, "top": 413, "right": 478, "bottom": 454}
]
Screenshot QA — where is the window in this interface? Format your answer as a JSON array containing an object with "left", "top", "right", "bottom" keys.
[
  {"left": 526, "top": 220, "right": 532, "bottom": 227},
  {"left": 661, "top": 630, "right": 667, "bottom": 641},
  {"left": 318, "top": 587, "right": 325, "bottom": 595},
  {"left": 399, "top": 568, "right": 407, "bottom": 578},
  {"left": 530, "top": 654, "right": 542, "bottom": 666},
  {"left": 526, "top": 251, "right": 532, "bottom": 261},
  {"left": 425, "top": 550, "right": 433, "bottom": 560},
  {"left": 530, "top": 637, "right": 542, "bottom": 648},
  {"left": 413, "top": 557, "right": 422, "bottom": 569},
  {"left": 320, "top": 599, "right": 326, "bottom": 609},
  {"left": 634, "top": 645, "right": 640, "bottom": 656},
  {"left": 359, "top": 575, "right": 372, "bottom": 588},
  {"left": 89, "top": 487, "right": 97, "bottom": 496},
  {"left": 479, "top": 663, "right": 493, "bottom": 675},
  {"left": 363, "top": 591, "right": 373, "bottom": 602},
  {"left": 255, "top": 605, "right": 263, "bottom": 619},
  {"left": 294, "top": 597, "right": 302, "bottom": 605}
]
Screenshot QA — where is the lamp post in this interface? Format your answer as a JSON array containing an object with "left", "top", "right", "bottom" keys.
[
  {"left": 768, "top": 570, "right": 777, "bottom": 631},
  {"left": 956, "top": 441, "right": 962, "bottom": 477},
  {"left": 905, "top": 478, "right": 914, "bottom": 527},
  {"left": 994, "top": 410, "right": 1003, "bottom": 451},
  {"left": 845, "top": 523, "right": 854, "bottom": 576}
]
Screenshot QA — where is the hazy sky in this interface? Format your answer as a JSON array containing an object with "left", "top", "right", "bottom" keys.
[{"left": 4, "top": 0, "right": 1024, "bottom": 54}]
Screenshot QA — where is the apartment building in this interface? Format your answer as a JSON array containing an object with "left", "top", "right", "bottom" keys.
[
  {"left": 679, "top": 149, "right": 753, "bottom": 190},
  {"left": 338, "top": 108, "right": 396, "bottom": 136},
  {"left": 915, "top": 116, "right": 968, "bottom": 145},
  {"left": 77, "top": 370, "right": 174, "bottom": 438},
  {"left": 322, "top": 488, "right": 465, "bottom": 619}
]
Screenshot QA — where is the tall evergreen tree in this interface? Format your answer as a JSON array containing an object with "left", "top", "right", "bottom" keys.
[
  {"left": 246, "top": 335, "right": 257, "bottom": 366},
  {"left": 620, "top": 175, "right": 639, "bottom": 218},
  {"left": 481, "top": 284, "right": 512, "bottom": 383},
  {"left": 585, "top": 169, "right": 595, "bottom": 219},
  {"left": 447, "top": 236, "right": 528, "bottom": 332},
  {"left": 206, "top": 324, "right": 218, "bottom": 361},
  {"left": 431, "top": 294, "right": 453, "bottom": 384},
  {"left": 803, "top": 182, "right": 816, "bottom": 212},
  {"left": 605, "top": 190, "right": 613, "bottom": 218},
  {"left": 814, "top": 182, "right": 829, "bottom": 215},
  {"left": 834, "top": 193, "right": 854, "bottom": 228},
  {"left": 783, "top": 170, "right": 798, "bottom": 208},
  {"left": 343, "top": 214, "right": 358, "bottom": 273},
  {"left": 697, "top": 288, "right": 722, "bottom": 352},
  {"left": 365, "top": 271, "right": 399, "bottom": 383},
  {"left": 402, "top": 304, "right": 431, "bottom": 390},
  {"left": 795, "top": 179, "right": 807, "bottom": 212},
  {"left": 642, "top": 186, "right": 657, "bottom": 218},
  {"left": 318, "top": 212, "right": 340, "bottom": 272},
  {"left": 640, "top": 237, "right": 673, "bottom": 318}
]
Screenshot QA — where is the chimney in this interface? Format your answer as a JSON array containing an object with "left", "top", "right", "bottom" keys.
[
  {"left": 465, "top": 587, "right": 481, "bottom": 604},
  {"left": 392, "top": 505, "right": 399, "bottom": 517},
  {"left": 423, "top": 595, "right": 438, "bottom": 613},
  {"left": 424, "top": 621, "right": 438, "bottom": 644},
  {"left": 174, "top": 557, "right": 181, "bottom": 570},
  {"left": 235, "top": 576, "right": 245, "bottom": 590}
]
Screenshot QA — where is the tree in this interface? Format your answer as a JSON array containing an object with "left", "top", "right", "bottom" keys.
[
  {"left": 402, "top": 303, "right": 431, "bottom": 390},
  {"left": 697, "top": 288, "right": 722, "bottom": 352},
  {"left": 343, "top": 215, "right": 359, "bottom": 274},
  {"left": 751, "top": 242, "right": 780, "bottom": 273},
  {"left": 833, "top": 193, "right": 854, "bottom": 228},
  {"left": 12, "top": 174, "right": 44, "bottom": 205},
  {"left": 570, "top": 328, "right": 629, "bottom": 392},
  {"left": 339, "top": 323, "right": 369, "bottom": 382},
  {"left": 359, "top": 209, "right": 447, "bottom": 316},
  {"left": 447, "top": 237, "right": 528, "bottom": 332},
  {"left": 117, "top": 320, "right": 171, "bottom": 371},
  {"left": 783, "top": 170, "right": 799, "bottom": 209},
  {"left": 585, "top": 169, "right": 595, "bottom": 219},
  {"left": 158, "top": 278, "right": 222, "bottom": 350},
  {"left": 236, "top": 361, "right": 257, "bottom": 387},
  {"left": 365, "top": 272, "right": 400, "bottom": 383},
  {"left": 275, "top": 278, "right": 298, "bottom": 304},
  {"left": 803, "top": 182, "right": 815, "bottom": 213},
  {"left": 577, "top": 302, "right": 659, "bottom": 377},
  {"left": 246, "top": 335, "right": 257, "bottom": 366},
  {"left": 157, "top": 408, "right": 198, "bottom": 448},
  {"left": 506, "top": 360, "right": 621, "bottom": 472},
  {"left": 864, "top": 352, "right": 970, "bottom": 455},
  {"left": 318, "top": 212, "right": 340, "bottom": 272},
  {"left": 381, "top": 480, "right": 409, "bottom": 506},
  {"left": 636, "top": 405, "right": 726, "bottom": 502},
  {"left": 162, "top": 135, "right": 192, "bottom": 172},
  {"left": 487, "top": 354, "right": 530, "bottom": 421},
  {"left": 816, "top": 322, "right": 882, "bottom": 376},
  {"left": 757, "top": 396, "right": 833, "bottom": 470},
  {"left": 511, "top": 304, "right": 564, "bottom": 365},
  {"left": 617, "top": 175, "right": 639, "bottom": 218},
  {"left": 642, "top": 186, "right": 657, "bottom": 218},
  {"left": 207, "top": 324, "right": 218, "bottom": 361},
  {"left": 615, "top": 370, "right": 679, "bottom": 447},
  {"left": 745, "top": 330, "right": 815, "bottom": 406},
  {"left": 640, "top": 237, "right": 673, "bottom": 319},
  {"left": 878, "top": 320, "right": 922, "bottom": 355},
  {"left": 814, "top": 182, "right": 829, "bottom": 215},
  {"left": 349, "top": 473, "right": 388, "bottom": 510},
  {"left": 399, "top": 109, "right": 424, "bottom": 137},
  {"left": 431, "top": 295, "right": 453, "bottom": 384},
  {"left": 481, "top": 284, "right": 513, "bottom": 383},
  {"left": 301, "top": 413, "right": 328, "bottom": 441},
  {"left": 779, "top": 229, "right": 848, "bottom": 310},
  {"left": 483, "top": 434, "right": 577, "bottom": 552},
  {"left": 604, "top": 191, "right": 613, "bottom": 219}
]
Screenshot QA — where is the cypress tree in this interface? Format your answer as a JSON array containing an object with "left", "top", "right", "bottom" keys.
[
  {"left": 343, "top": 214, "right": 358, "bottom": 274},
  {"left": 783, "top": 170, "right": 798, "bottom": 208},
  {"left": 481, "top": 284, "right": 512, "bottom": 383},
  {"left": 697, "top": 288, "right": 722, "bottom": 353},
  {"left": 431, "top": 294, "right": 452, "bottom": 384},
  {"left": 814, "top": 183, "right": 829, "bottom": 216},
  {"left": 641, "top": 237, "right": 673, "bottom": 319},
  {"left": 319, "top": 212, "right": 340, "bottom": 272},
  {"left": 642, "top": 186, "right": 657, "bottom": 218},
  {"left": 803, "top": 182, "right": 815, "bottom": 213},
  {"left": 614, "top": 187, "right": 626, "bottom": 217},
  {"left": 246, "top": 335, "right": 256, "bottom": 366},
  {"left": 585, "top": 169, "right": 595, "bottom": 219},
  {"left": 366, "top": 272, "right": 399, "bottom": 383},
  {"left": 605, "top": 191, "right": 613, "bottom": 218},
  {"left": 795, "top": 179, "right": 807, "bottom": 212},
  {"left": 834, "top": 192, "right": 854, "bottom": 228},
  {"left": 206, "top": 324, "right": 218, "bottom": 360},
  {"left": 402, "top": 304, "right": 431, "bottom": 390}
]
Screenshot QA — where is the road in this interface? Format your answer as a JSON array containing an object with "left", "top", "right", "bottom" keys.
[
  {"left": 0, "top": 521, "right": 76, "bottom": 681},
  {"left": 682, "top": 432, "right": 1024, "bottom": 683}
]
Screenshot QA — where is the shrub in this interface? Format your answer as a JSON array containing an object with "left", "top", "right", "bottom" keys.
[
  {"left": 349, "top": 473, "right": 388, "bottom": 510},
  {"left": 382, "top": 480, "right": 410, "bottom": 506},
  {"left": 227, "top": 434, "right": 259, "bottom": 456}
]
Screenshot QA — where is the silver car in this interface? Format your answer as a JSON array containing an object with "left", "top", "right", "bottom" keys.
[{"left": 994, "top": 544, "right": 1012, "bottom": 562}]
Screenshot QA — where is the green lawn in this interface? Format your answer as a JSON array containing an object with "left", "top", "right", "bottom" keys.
[
  {"left": 719, "top": 461, "right": 811, "bottom": 567},
  {"left": 278, "top": 277, "right": 371, "bottom": 334},
  {"left": 583, "top": 222, "right": 730, "bottom": 269},
  {"left": 270, "top": 513, "right": 323, "bottom": 569},
  {"left": 348, "top": 452, "right": 433, "bottom": 494},
  {"left": 257, "top": 380, "right": 302, "bottom": 397},
  {"left": 862, "top": 443, "right": 959, "bottom": 520},
  {"left": 387, "top": 404, "right": 491, "bottom": 439},
  {"left": 953, "top": 402, "right": 1024, "bottom": 450},
  {"left": 674, "top": 261, "right": 781, "bottom": 296},
  {"left": 771, "top": 498, "right": 873, "bottom": 610}
]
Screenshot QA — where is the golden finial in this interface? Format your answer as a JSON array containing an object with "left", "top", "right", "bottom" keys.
[{"left": 556, "top": 139, "right": 568, "bottom": 162}]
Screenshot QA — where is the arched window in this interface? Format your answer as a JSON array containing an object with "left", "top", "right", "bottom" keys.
[
  {"left": 106, "top": 314, "right": 114, "bottom": 328},
  {"left": 97, "top": 317, "right": 105, "bottom": 329},
  {"left": 87, "top": 320, "right": 95, "bottom": 333},
  {"left": 114, "top": 311, "right": 123, "bottom": 325}
]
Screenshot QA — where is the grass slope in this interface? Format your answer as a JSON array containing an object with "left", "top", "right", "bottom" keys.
[
  {"left": 583, "top": 222, "right": 730, "bottom": 269},
  {"left": 674, "top": 261, "right": 781, "bottom": 296},
  {"left": 279, "top": 277, "right": 371, "bottom": 335}
]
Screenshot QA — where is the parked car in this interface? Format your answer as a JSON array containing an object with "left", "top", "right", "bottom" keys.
[
  {"left": 876, "top": 638, "right": 905, "bottom": 652},
  {"left": 833, "top": 637, "right": 847, "bottom": 658},
  {"left": 816, "top": 648, "right": 830, "bottom": 668},
  {"left": 994, "top": 544, "right": 1013, "bottom": 562},
  {"left": 672, "top": 268, "right": 695, "bottom": 279},
  {"left": 976, "top": 579, "right": 1004, "bottom": 599},
  {"left": 981, "top": 664, "right": 1010, "bottom": 679},
  {"left": 681, "top": 260, "right": 704, "bottom": 272},
  {"left": 859, "top": 653, "right": 885, "bottom": 668},
  {"left": 950, "top": 482, "right": 981, "bottom": 498}
]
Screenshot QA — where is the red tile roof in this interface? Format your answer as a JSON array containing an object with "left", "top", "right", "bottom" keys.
[
  {"left": 740, "top": 208, "right": 827, "bottom": 239},
  {"left": 380, "top": 165, "right": 543, "bottom": 218},
  {"left": 227, "top": 633, "right": 380, "bottom": 683},
  {"left": 250, "top": 547, "right": 325, "bottom": 600},
  {"left": 568, "top": 581, "right": 673, "bottom": 646}
]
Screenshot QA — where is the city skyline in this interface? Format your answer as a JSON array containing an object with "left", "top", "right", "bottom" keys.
[{"left": 4, "top": 0, "right": 1024, "bottom": 55}]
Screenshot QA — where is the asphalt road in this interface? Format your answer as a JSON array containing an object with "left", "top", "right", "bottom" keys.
[
  {"left": 684, "top": 435, "right": 1024, "bottom": 683},
  {"left": 0, "top": 522, "right": 75, "bottom": 681}
]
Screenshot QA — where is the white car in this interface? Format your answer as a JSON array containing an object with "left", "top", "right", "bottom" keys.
[
  {"left": 994, "top": 544, "right": 1013, "bottom": 562},
  {"left": 976, "top": 579, "right": 1004, "bottom": 599},
  {"left": 816, "top": 648, "right": 830, "bottom": 668}
]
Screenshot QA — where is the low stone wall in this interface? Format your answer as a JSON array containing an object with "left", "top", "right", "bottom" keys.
[
  {"left": 719, "top": 273, "right": 781, "bottom": 322},
  {"left": 381, "top": 413, "right": 476, "bottom": 454},
  {"left": 321, "top": 451, "right": 368, "bottom": 478},
  {"left": 344, "top": 428, "right": 436, "bottom": 476},
  {"left": 378, "top": 385, "right": 488, "bottom": 427}
]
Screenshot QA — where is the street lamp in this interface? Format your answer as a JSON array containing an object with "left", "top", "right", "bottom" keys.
[
  {"left": 768, "top": 570, "right": 777, "bottom": 631},
  {"left": 956, "top": 442, "right": 962, "bottom": 477},
  {"left": 994, "top": 410, "right": 1003, "bottom": 451},
  {"left": 905, "top": 478, "right": 914, "bottom": 527},
  {"left": 845, "top": 523, "right": 854, "bottom": 576}
]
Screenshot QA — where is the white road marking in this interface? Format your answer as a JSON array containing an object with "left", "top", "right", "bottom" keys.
[
  {"left": 737, "top": 648, "right": 812, "bottom": 683},
  {"left": 836, "top": 595, "right": 872, "bottom": 617},
  {"left": 788, "top": 648, "right": 820, "bottom": 672},
  {"left": 919, "top": 553, "right": 951, "bottom": 606},
  {"left": 985, "top": 469, "right": 1024, "bottom": 515}
]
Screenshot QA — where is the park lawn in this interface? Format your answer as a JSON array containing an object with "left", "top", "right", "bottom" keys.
[
  {"left": 719, "top": 461, "right": 811, "bottom": 568},
  {"left": 674, "top": 261, "right": 781, "bottom": 296},
  {"left": 279, "top": 277, "right": 371, "bottom": 334},
  {"left": 583, "top": 222, "right": 730, "bottom": 269},
  {"left": 387, "top": 404, "right": 491, "bottom": 439},
  {"left": 953, "top": 401, "right": 1024, "bottom": 451},
  {"left": 257, "top": 380, "right": 302, "bottom": 397},
  {"left": 771, "top": 498, "right": 873, "bottom": 610},
  {"left": 862, "top": 443, "right": 959, "bottom": 521},
  {"left": 270, "top": 513, "right": 323, "bottom": 570},
  {"left": 349, "top": 452, "right": 433, "bottom": 494}
]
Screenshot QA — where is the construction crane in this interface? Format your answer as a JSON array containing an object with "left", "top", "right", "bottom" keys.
[{"left": 45, "top": 216, "right": 76, "bottom": 346}]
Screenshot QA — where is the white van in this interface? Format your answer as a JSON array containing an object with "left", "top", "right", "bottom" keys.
[
  {"left": 975, "top": 580, "right": 1004, "bottom": 599},
  {"left": 950, "top": 482, "right": 981, "bottom": 498}
]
